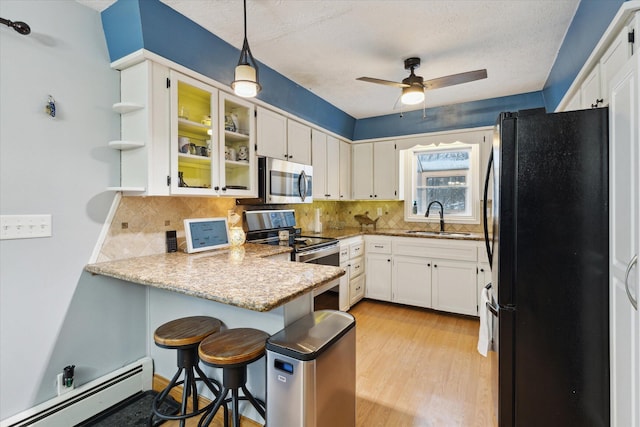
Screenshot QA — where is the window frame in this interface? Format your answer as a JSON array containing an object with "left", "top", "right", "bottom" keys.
[{"left": 403, "top": 141, "right": 481, "bottom": 224}]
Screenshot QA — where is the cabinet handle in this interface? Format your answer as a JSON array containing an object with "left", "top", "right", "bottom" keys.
[
  {"left": 221, "top": 187, "right": 227, "bottom": 191},
  {"left": 427, "top": 263, "right": 431, "bottom": 267},
  {"left": 591, "top": 98, "right": 603, "bottom": 108},
  {"left": 369, "top": 195, "right": 373, "bottom": 198},
  {"left": 374, "top": 194, "right": 378, "bottom": 198},
  {"left": 434, "top": 264, "right": 438, "bottom": 268},
  {"left": 480, "top": 268, "right": 485, "bottom": 272},
  {"left": 374, "top": 245, "right": 383, "bottom": 248},
  {"left": 214, "top": 186, "right": 220, "bottom": 191},
  {"left": 387, "top": 259, "right": 391, "bottom": 262},
  {"left": 624, "top": 254, "right": 638, "bottom": 310}
]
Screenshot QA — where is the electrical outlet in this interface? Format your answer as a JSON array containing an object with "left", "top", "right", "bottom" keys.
[
  {"left": 0, "top": 215, "right": 52, "bottom": 240},
  {"left": 376, "top": 207, "right": 383, "bottom": 217},
  {"left": 56, "top": 373, "right": 74, "bottom": 396}
]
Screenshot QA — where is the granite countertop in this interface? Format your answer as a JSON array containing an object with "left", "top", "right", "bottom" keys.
[
  {"left": 85, "top": 243, "right": 344, "bottom": 312},
  {"left": 304, "top": 227, "right": 485, "bottom": 241}
]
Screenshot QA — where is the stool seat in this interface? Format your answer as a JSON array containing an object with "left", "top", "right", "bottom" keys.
[
  {"left": 154, "top": 316, "right": 222, "bottom": 348},
  {"left": 199, "top": 328, "right": 270, "bottom": 367},
  {"left": 198, "top": 328, "right": 270, "bottom": 427}
]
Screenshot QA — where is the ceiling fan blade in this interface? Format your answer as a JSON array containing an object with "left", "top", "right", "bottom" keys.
[
  {"left": 423, "top": 69, "right": 487, "bottom": 90},
  {"left": 357, "top": 76, "right": 410, "bottom": 88}
]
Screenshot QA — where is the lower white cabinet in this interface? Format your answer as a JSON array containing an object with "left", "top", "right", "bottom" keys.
[
  {"left": 364, "top": 235, "right": 481, "bottom": 316},
  {"left": 339, "top": 236, "right": 365, "bottom": 309},
  {"left": 393, "top": 255, "right": 431, "bottom": 308},
  {"left": 365, "top": 253, "right": 393, "bottom": 301},
  {"left": 431, "top": 259, "right": 478, "bottom": 316}
]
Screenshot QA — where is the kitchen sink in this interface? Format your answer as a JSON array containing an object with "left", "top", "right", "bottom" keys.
[{"left": 405, "top": 230, "right": 472, "bottom": 237}]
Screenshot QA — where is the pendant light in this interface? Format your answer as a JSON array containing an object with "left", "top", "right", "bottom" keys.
[{"left": 231, "top": 0, "right": 261, "bottom": 98}]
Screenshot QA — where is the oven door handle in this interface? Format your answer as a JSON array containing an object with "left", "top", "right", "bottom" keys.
[{"left": 295, "top": 244, "right": 339, "bottom": 263}]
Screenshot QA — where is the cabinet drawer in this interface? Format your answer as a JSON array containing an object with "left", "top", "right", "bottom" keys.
[
  {"left": 350, "top": 274, "right": 365, "bottom": 305},
  {"left": 349, "top": 242, "right": 364, "bottom": 259},
  {"left": 340, "top": 245, "right": 350, "bottom": 262},
  {"left": 366, "top": 238, "right": 392, "bottom": 254},
  {"left": 350, "top": 257, "right": 364, "bottom": 278}
]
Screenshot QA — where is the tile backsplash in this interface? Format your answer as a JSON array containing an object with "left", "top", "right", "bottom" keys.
[{"left": 97, "top": 197, "right": 485, "bottom": 262}]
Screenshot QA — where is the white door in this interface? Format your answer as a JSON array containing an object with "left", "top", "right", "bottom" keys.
[
  {"left": 609, "top": 53, "right": 639, "bottom": 427},
  {"left": 256, "top": 107, "right": 287, "bottom": 160},
  {"left": 431, "top": 259, "right": 477, "bottom": 316},
  {"left": 352, "top": 143, "right": 374, "bottom": 199}
]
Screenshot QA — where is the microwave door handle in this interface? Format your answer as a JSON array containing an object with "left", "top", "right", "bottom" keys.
[
  {"left": 483, "top": 150, "right": 493, "bottom": 268},
  {"left": 299, "top": 170, "right": 308, "bottom": 201}
]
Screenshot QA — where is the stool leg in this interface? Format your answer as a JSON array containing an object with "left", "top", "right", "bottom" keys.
[
  {"left": 198, "top": 386, "right": 230, "bottom": 427},
  {"left": 241, "top": 385, "right": 266, "bottom": 419}
]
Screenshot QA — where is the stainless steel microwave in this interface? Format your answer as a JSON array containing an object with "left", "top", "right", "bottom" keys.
[{"left": 259, "top": 157, "right": 313, "bottom": 204}]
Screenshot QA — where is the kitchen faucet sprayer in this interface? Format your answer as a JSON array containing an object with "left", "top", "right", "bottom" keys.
[{"left": 425, "top": 200, "right": 445, "bottom": 232}]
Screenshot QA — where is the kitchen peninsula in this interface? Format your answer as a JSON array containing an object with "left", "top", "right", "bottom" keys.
[{"left": 85, "top": 243, "right": 344, "bottom": 313}]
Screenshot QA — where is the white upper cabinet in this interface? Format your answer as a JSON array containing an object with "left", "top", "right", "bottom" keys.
[
  {"left": 111, "top": 60, "right": 171, "bottom": 195},
  {"left": 312, "top": 129, "right": 340, "bottom": 200},
  {"left": 219, "top": 93, "right": 257, "bottom": 197},
  {"left": 170, "top": 70, "right": 220, "bottom": 196},
  {"left": 287, "top": 120, "right": 312, "bottom": 165},
  {"left": 256, "top": 107, "right": 287, "bottom": 160},
  {"left": 581, "top": 64, "right": 603, "bottom": 109},
  {"left": 339, "top": 140, "right": 351, "bottom": 200},
  {"left": 352, "top": 143, "right": 374, "bottom": 199},
  {"left": 560, "top": 13, "right": 635, "bottom": 112},
  {"left": 352, "top": 140, "right": 398, "bottom": 200},
  {"left": 600, "top": 24, "right": 633, "bottom": 106},
  {"left": 256, "top": 108, "right": 311, "bottom": 165}
]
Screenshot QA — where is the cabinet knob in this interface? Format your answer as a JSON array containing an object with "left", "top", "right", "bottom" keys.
[
  {"left": 369, "top": 195, "right": 373, "bottom": 198},
  {"left": 221, "top": 187, "right": 227, "bottom": 191},
  {"left": 387, "top": 259, "right": 391, "bottom": 262},
  {"left": 214, "top": 186, "right": 220, "bottom": 191},
  {"left": 427, "top": 263, "right": 431, "bottom": 267},
  {"left": 480, "top": 268, "right": 485, "bottom": 272},
  {"left": 434, "top": 264, "right": 438, "bottom": 268}
]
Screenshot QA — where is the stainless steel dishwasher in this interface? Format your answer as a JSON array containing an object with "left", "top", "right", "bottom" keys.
[{"left": 266, "top": 310, "right": 356, "bottom": 427}]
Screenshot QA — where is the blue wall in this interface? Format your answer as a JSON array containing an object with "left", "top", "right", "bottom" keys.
[
  {"left": 102, "top": 0, "right": 629, "bottom": 141},
  {"left": 353, "top": 91, "right": 544, "bottom": 140},
  {"left": 543, "top": 0, "right": 627, "bottom": 111}
]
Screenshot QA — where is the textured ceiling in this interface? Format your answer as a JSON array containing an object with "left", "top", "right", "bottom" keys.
[{"left": 77, "top": 0, "right": 580, "bottom": 119}]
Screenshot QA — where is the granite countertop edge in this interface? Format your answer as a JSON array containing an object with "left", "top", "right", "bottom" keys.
[
  {"left": 85, "top": 243, "right": 344, "bottom": 312},
  {"left": 304, "top": 227, "right": 486, "bottom": 241}
]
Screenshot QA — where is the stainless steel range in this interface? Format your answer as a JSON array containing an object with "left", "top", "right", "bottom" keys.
[{"left": 245, "top": 209, "right": 342, "bottom": 308}]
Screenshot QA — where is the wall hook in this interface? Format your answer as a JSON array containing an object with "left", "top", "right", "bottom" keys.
[{"left": 45, "top": 95, "right": 56, "bottom": 118}]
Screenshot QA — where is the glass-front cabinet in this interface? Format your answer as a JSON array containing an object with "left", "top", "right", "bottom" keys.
[
  {"left": 219, "top": 93, "right": 256, "bottom": 197},
  {"left": 170, "top": 71, "right": 219, "bottom": 195},
  {"left": 169, "top": 71, "right": 256, "bottom": 197}
]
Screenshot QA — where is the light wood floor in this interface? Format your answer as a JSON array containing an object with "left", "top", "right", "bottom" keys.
[{"left": 163, "top": 298, "right": 496, "bottom": 427}]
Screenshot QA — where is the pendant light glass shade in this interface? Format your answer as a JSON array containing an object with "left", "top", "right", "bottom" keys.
[
  {"left": 231, "top": 0, "right": 260, "bottom": 98},
  {"left": 401, "top": 85, "right": 424, "bottom": 105}
]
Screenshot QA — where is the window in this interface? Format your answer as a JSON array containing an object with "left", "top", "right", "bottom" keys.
[{"left": 404, "top": 142, "right": 480, "bottom": 224}]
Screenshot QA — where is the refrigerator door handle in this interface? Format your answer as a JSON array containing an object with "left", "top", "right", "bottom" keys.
[
  {"left": 486, "top": 300, "right": 498, "bottom": 317},
  {"left": 483, "top": 150, "right": 493, "bottom": 268},
  {"left": 624, "top": 254, "right": 638, "bottom": 310}
]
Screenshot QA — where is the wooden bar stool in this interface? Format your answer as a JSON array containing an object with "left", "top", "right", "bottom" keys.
[
  {"left": 151, "top": 316, "right": 224, "bottom": 427},
  {"left": 197, "top": 328, "right": 270, "bottom": 427}
]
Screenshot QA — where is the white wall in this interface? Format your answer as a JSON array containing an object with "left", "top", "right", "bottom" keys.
[{"left": 0, "top": 0, "right": 147, "bottom": 420}]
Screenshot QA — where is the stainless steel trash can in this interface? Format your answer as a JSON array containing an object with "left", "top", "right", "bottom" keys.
[{"left": 266, "top": 310, "right": 356, "bottom": 427}]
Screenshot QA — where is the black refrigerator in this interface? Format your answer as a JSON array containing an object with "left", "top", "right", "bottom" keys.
[{"left": 483, "top": 107, "right": 610, "bottom": 427}]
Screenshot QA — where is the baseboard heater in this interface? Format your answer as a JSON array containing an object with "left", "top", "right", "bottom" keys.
[{"left": 1, "top": 357, "right": 153, "bottom": 427}]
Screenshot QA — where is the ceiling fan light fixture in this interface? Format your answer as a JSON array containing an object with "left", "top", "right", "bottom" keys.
[
  {"left": 401, "top": 85, "right": 424, "bottom": 105},
  {"left": 231, "top": 0, "right": 261, "bottom": 98}
]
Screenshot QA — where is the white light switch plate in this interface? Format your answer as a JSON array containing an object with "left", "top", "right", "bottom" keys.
[{"left": 0, "top": 215, "right": 52, "bottom": 240}]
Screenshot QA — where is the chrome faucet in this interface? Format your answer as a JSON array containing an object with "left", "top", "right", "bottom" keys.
[{"left": 425, "top": 200, "right": 445, "bottom": 232}]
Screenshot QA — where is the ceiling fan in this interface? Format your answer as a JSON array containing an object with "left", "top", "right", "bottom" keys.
[{"left": 357, "top": 57, "right": 487, "bottom": 106}]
